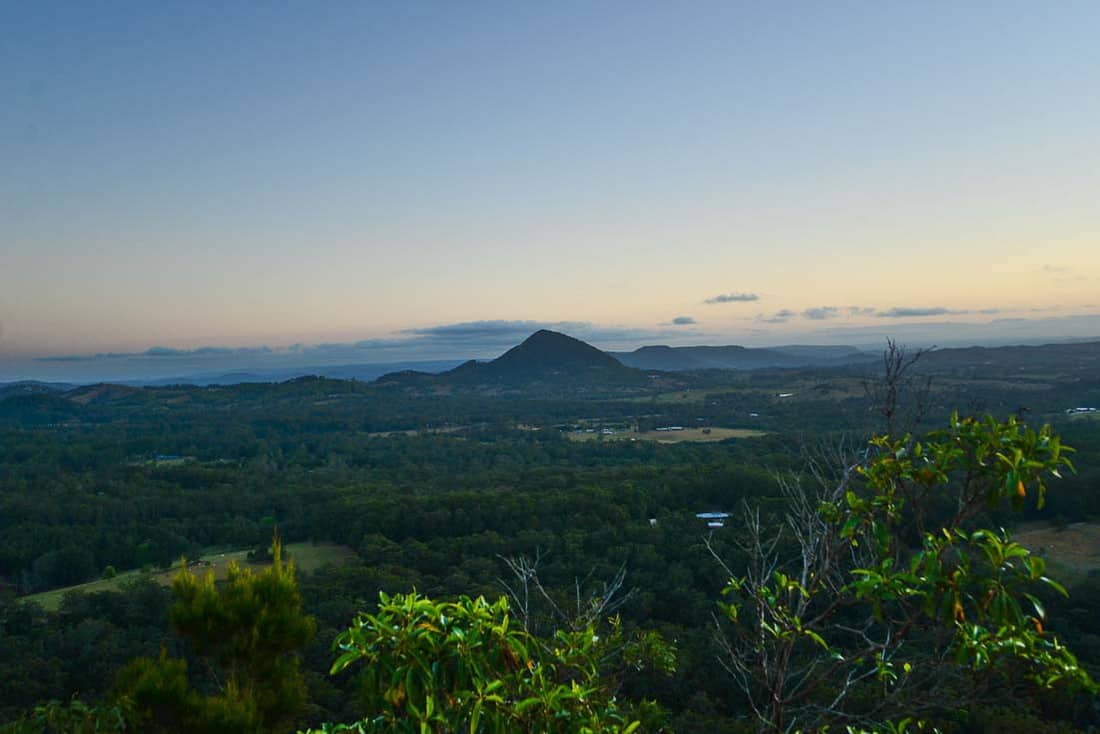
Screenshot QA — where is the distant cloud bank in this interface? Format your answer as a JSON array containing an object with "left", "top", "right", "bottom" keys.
[{"left": 759, "top": 305, "right": 1004, "bottom": 322}]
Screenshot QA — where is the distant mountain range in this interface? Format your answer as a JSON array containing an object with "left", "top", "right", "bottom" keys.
[
  {"left": 916, "top": 340, "right": 1100, "bottom": 371},
  {"left": 5, "top": 334, "right": 1100, "bottom": 392},
  {"left": 0, "top": 380, "right": 76, "bottom": 398},
  {"left": 133, "top": 359, "right": 468, "bottom": 386},
  {"left": 610, "top": 344, "right": 874, "bottom": 371},
  {"left": 150, "top": 343, "right": 877, "bottom": 385}
]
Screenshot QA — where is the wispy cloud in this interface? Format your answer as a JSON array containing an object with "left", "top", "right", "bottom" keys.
[
  {"left": 848, "top": 306, "right": 876, "bottom": 317},
  {"left": 705, "top": 292, "right": 759, "bottom": 304},
  {"left": 802, "top": 306, "right": 840, "bottom": 321},
  {"left": 144, "top": 346, "right": 254, "bottom": 357},
  {"left": 756, "top": 309, "right": 796, "bottom": 324},
  {"left": 875, "top": 307, "right": 966, "bottom": 319},
  {"left": 665, "top": 316, "right": 697, "bottom": 326},
  {"left": 1042, "top": 264, "right": 1088, "bottom": 282}
]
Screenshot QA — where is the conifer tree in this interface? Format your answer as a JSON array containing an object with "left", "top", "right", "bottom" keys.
[{"left": 118, "top": 534, "right": 315, "bottom": 733}]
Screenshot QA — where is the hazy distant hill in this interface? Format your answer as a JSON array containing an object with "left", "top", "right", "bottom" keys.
[
  {"left": 768, "top": 345, "right": 868, "bottom": 360},
  {"left": 0, "top": 380, "right": 75, "bottom": 398},
  {"left": 918, "top": 340, "right": 1100, "bottom": 373},
  {"left": 611, "top": 344, "right": 873, "bottom": 371},
  {"left": 135, "top": 359, "right": 468, "bottom": 386}
]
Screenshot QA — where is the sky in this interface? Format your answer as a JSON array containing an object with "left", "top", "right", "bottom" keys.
[{"left": 3, "top": 2, "right": 1100, "bottom": 381}]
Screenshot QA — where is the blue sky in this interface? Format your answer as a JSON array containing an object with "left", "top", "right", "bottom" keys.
[{"left": 3, "top": 2, "right": 1099, "bottom": 380}]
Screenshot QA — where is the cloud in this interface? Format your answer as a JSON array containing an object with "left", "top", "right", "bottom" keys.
[
  {"left": 802, "top": 306, "right": 840, "bottom": 321},
  {"left": 756, "top": 309, "right": 796, "bottom": 324},
  {"left": 666, "top": 316, "right": 697, "bottom": 326},
  {"left": 143, "top": 346, "right": 246, "bottom": 357},
  {"left": 840, "top": 306, "right": 1001, "bottom": 319},
  {"left": 1042, "top": 264, "right": 1071, "bottom": 273},
  {"left": 705, "top": 292, "right": 759, "bottom": 304},
  {"left": 875, "top": 307, "right": 966, "bottom": 319}
]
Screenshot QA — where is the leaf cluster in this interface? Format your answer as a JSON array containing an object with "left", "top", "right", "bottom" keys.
[{"left": 305, "top": 591, "right": 674, "bottom": 733}]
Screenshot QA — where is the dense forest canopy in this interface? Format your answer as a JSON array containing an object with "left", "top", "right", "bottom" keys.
[{"left": 2, "top": 338, "right": 1100, "bottom": 731}]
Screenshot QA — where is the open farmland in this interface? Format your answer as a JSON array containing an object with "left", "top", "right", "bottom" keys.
[
  {"left": 23, "top": 542, "right": 356, "bottom": 612},
  {"left": 1016, "top": 522, "right": 1100, "bottom": 580},
  {"left": 567, "top": 426, "right": 767, "bottom": 443}
]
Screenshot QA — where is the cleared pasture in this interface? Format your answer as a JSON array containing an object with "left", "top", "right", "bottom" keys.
[
  {"left": 1016, "top": 522, "right": 1100, "bottom": 581},
  {"left": 567, "top": 426, "right": 767, "bottom": 443},
  {"left": 22, "top": 542, "right": 356, "bottom": 612}
]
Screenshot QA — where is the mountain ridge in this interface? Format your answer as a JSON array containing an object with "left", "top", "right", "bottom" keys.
[{"left": 611, "top": 343, "right": 875, "bottom": 371}]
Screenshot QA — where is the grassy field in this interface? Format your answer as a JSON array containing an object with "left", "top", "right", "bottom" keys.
[
  {"left": 1016, "top": 522, "right": 1100, "bottom": 581},
  {"left": 632, "top": 388, "right": 749, "bottom": 404},
  {"left": 567, "top": 426, "right": 767, "bottom": 443},
  {"left": 22, "top": 542, "right": 356, "bottom": 612}
]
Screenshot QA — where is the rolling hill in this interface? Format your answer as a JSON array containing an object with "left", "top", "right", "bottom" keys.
[{"left": 611, "top": 344, "right": 873, "bottom": 371}]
